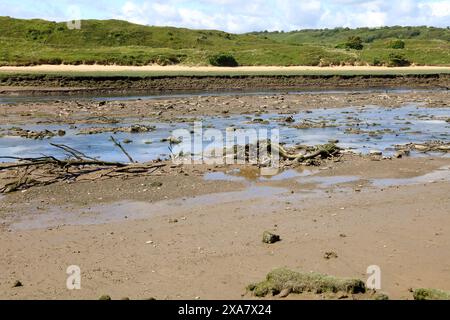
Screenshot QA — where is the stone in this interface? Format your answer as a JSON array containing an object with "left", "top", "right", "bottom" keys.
[
  {"left": 262, "top": 231, "right": 280, "bottom": 244},
  {"left": 369, "top": 150, "right": 382, "bottom": 156}
]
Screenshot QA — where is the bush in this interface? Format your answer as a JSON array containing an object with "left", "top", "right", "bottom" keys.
[
  {"left": 344, "top": 36, "right": 364, "bottom": 50},
  {"left": 388, "top": 53, "right": 411, "bottom": 67},
  {"left": 209, "top": 53, "right": 239, "bottom": 67},
  {"left": 388, "top": 39, "right": 405, "bottom": 49},
  {"left": 371, "top": 57, "right": 382, "bottom": 66}
]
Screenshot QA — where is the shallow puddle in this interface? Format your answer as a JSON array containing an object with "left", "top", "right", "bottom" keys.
[
  {"left": 370, "top": 165, "right": 450, "bottom": 187},
  {"left": 7, "top": 185, "right": 288, "bottom": 230}
]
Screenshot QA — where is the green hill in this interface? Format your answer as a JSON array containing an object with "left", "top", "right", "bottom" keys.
[{"left": 0, "top": 16, "right": 449, "bottom": 66}]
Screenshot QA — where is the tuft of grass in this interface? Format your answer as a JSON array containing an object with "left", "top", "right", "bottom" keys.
[
  {"left": 413, "top": 288, "right": 450, "bottom": 300},
  {"left": 247, "top": 268, "right": 366, "bottom": 297}
]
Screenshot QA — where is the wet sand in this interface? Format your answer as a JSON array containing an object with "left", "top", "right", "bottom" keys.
[
  {"left": 0, "top": 85, "right": 449, "bottom": 300},
  {"left": 1, "top": 154, "right": 450, "bottom": 300}
]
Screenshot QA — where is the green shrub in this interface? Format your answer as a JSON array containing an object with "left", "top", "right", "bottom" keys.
[
  {"left": 388, "top": 39, "right": 405, "bottom": 49},
  {"left": 388, "top": 53, "right": 411, "bottom": 67},
  {"left": 209, "top": 53, "right": 239, "bottom": 67},
  {"left": 344, "top": 36, "right": 364, "bottom": 50},
  {"left": 413, "top": 288, "right": 450, "bottom": 300}
]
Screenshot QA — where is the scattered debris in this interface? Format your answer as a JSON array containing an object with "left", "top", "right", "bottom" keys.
[
  {"left": 77, "top": 124, "right": 155, "bottom": 135},
  {"left": 4, "top": 127, "right": 65, "bottom": 139},
  {"left": 396, "top": 141, "right": 450, "bottom": 153}
]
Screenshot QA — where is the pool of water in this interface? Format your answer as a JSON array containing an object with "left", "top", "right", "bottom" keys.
[{"left": 0, "top": 104, "right": 448, "bottom": 163}]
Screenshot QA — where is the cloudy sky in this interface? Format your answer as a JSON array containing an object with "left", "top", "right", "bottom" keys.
[{"left": 1, "top": 0, "right": 449, "bottom": 33}]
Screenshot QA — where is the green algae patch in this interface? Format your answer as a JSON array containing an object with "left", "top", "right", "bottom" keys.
[
  {"left": 247, "top": 268, "right": 366, "bottom": 297},
  {"left": 413, "top": 288, "right": 450, "bottom": 300}
]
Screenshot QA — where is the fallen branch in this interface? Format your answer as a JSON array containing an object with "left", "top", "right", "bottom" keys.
[
  {"left": 0, "top": 143, "right": 165, "bottom": 193},
  {"left": 110, "top": 136, "right": 135, "bottom": 163}
]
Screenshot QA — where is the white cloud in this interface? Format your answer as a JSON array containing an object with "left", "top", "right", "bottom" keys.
[{"left": 3, "top": 0, "right": 448, "bottom": 32}]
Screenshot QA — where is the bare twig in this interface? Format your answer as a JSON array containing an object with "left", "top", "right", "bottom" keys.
[{"left": 110, "top": 136, "right": 136, "bottom": 163}]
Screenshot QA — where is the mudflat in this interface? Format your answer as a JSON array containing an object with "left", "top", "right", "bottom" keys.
[{"left": 0, "top": 82, "right": 449, "bottom": 300}]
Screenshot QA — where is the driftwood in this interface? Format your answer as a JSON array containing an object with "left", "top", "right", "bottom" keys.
[
  {"left": 110, "top": 136, "right": 136, "bottom": 163},
  {"left": 0, "top": 143, "right": 165, "bottom": 193},
  {"left": 271, "top": 142, "right": 340, "bottom": 161}
]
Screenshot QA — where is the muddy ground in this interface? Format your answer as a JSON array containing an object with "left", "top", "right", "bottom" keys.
[
  {"left": 1, "top": 155, "right": 450, "bottom": 300},
  {"left": 0, "top": 80, "right": 449, "bottom": 300},
  {"left": 0, "top": 88, "right": 449, "bottom": 127}
]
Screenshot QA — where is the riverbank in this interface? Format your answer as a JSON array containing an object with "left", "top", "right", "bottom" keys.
[{"left": 0, "top": 67, "right": 449, "bottom": 96}]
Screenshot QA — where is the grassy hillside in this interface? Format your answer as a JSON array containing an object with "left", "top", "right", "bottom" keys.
[{"left": 0, "top": 17, "right": 449, "bottom": 67}]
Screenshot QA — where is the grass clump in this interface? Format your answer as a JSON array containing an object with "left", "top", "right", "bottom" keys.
[
  {"left": 413, "top": 288, "right": 450, "bottom": 300},
  {"left": 388, "top": 39, "right": 405, "bottom": 49},
  {"left": 209, "top": 53, "right": 239, "bottom": 67},
  {"left": 247, "top": 268, "right": 366, "bottom": 297}
]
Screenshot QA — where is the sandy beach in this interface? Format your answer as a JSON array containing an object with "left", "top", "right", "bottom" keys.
[{"left": 1, "top": 64, "right": 450, "bottom": 73}]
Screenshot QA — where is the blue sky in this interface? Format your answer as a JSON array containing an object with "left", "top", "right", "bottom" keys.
[{"left": 1, "top": 0, "right": 449, "bottom": 33}]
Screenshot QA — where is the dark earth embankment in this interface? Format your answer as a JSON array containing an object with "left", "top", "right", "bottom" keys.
[{"left": 0, "top": 73, "right": 449, "bottom": 96}]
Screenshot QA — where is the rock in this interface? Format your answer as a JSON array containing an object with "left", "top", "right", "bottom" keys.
[
  {"left": 12, "top": 280, "right": 23, "bottom": 288},
  {"left": 414, "top": 144, "right": 429, "bottom": 151},
  {"left": 262, "top": 231, "right": 280, "bottom": 244},
  {"left": 369, "top": 150, "right": 382, "bottom": 156},
  {"left": 278, "top": 288, "right": 292, "bottom": 298},
  {"left": 161, "top": 136, "right": 182, "bottom": 144},
  {"left": 129, "top": 124, "right": 154, "bottom": 133},
  {"left": 99, "top": 295, "right": 112, "bottom": 300},
  {"left": 122, "top": 139, "right": 133, "bottom": 144},
  {"left": 324, "top": 251, "right": 338, "bottom": 259},
  {"left": 284, "top": 116, "right": 295, "bottom": 123}
]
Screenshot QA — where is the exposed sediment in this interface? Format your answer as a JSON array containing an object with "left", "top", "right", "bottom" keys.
[{"left": 0, "top": 73, "right": 449, "bottom": 95}]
